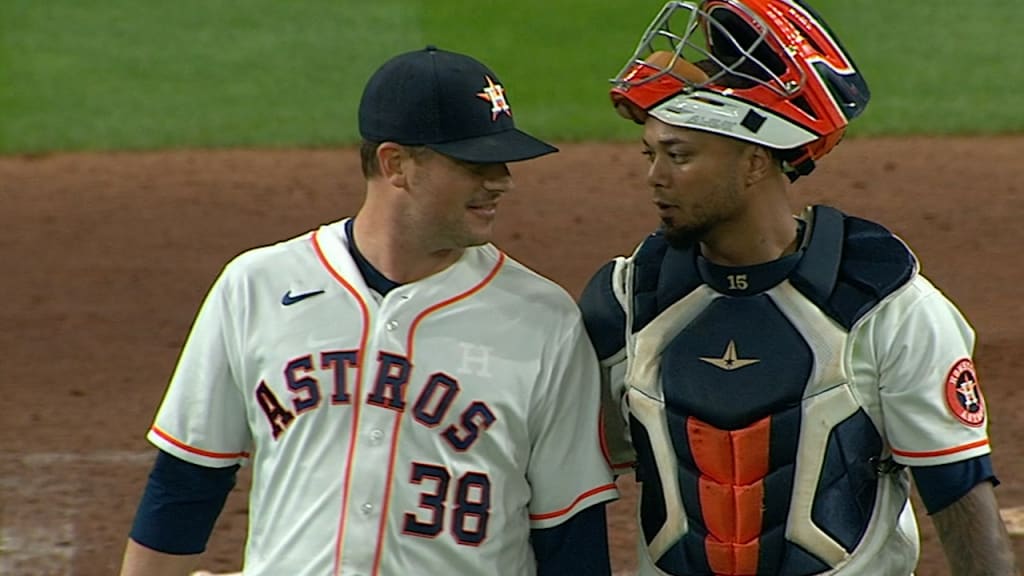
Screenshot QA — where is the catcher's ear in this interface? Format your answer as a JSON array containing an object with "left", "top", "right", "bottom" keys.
[{"left": 743, "top": 144, "right": 776, "bottom": 186}]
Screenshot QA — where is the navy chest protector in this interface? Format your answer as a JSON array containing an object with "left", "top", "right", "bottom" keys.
[{"left": 626, "top": 206, "right": 916, "bottom": 576}]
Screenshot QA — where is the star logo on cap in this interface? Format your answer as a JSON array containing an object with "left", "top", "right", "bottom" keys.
[{"left": 477, "top": 75, "right": 512, "bottom": 121}]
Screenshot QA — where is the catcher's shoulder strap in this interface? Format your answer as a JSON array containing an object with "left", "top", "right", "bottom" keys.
[
  {"left": 583, "top": 207, "right": 916, "bottom": 346},
  {"left": 630, "top": 232, "right": 702, "bottom": 333},
  {"left": 579, "top": 231, "right": 702, "bottom": 358},
  {"left": 790, "top": 204, "right": 918, "bottom": 329},
  {"left": 579, "top": 260, "right": 627, "bottom": 362}
]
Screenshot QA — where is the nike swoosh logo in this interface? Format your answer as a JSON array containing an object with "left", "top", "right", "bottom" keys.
[{"left": 281, "top": 289, "right": 325, "bottom": 306}]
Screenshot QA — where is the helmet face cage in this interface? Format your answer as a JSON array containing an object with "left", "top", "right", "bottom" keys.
[
  {"left": 611, "top": 0, "right": 869, "bottom": 174},
  {"left": 613, "top": 1, "right": 802, "bottom": 100}
]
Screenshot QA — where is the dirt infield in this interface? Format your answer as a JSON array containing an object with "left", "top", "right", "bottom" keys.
[{"left": 1, "top": 137, "right": 1022, "bottom": 575}]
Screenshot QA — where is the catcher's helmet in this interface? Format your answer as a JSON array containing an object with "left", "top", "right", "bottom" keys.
[{"left": 611, "top": 0, "right": 869, "bottom": 180}]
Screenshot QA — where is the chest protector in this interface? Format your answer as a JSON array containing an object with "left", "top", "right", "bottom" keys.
[{"left": 624, "top": 206, "right": 917, "bottom": 575}]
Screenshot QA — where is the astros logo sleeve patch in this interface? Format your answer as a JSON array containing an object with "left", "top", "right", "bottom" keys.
[{"left": 944, "top": 358, "right": 985, "bottom": 427}]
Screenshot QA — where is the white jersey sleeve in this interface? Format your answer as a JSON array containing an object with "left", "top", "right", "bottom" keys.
[
  {"left": 526, "top": 316, "right": 618, "bottom": 529},
  {"left": 870, "top": 276, "right": 990, "bottom": 467},
  {"left": 147, "top": 259, "right": 252, "bottom": 468}
]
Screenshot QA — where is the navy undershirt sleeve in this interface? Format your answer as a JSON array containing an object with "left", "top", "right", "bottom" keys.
[
  {"left": 911, "top": 454, "right": 997, "bottom": 515},
  {"left": 129, "top": 450, "right": 239, "bottom": 554},
  {"left": 531, "top": 503, "right": 611, "bottom": 576}
]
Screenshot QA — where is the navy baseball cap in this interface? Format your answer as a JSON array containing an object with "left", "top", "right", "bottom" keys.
[{"left": 358, "top": 46, "right": 558, "bottom": 163}]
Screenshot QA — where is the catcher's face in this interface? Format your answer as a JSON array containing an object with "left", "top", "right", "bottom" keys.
[
  {"left": 642, "top": 118, "right": 750, "bottom": 249},
  {"left": 403, "top": 149, "right": 513, "bottom": 250}
]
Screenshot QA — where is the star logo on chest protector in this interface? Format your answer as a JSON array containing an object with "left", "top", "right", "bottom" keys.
[{"left": 699, "top": 339, "right": 760, "bottom": 371}]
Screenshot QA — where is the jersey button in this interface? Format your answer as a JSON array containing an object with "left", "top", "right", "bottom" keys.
[
  {"left": 361, "top": 503, "right": 375, "bottom": 515},
  {"left": 368, "top": 429, "right": 384, "bottom": 444},
  {"left": 385, "top": 320, "right": 399, "bottom": 331}
]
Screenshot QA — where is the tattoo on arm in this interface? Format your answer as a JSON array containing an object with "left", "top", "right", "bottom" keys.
[{"left": 931, "top": 481, "right": 1020, "bottom": 576}]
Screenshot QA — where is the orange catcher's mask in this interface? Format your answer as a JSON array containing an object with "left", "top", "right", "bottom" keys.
[{"left": 610, "top": 0, "right": 870, "bottom": 180}]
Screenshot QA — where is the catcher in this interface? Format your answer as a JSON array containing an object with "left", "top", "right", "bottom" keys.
[{"left": 580, "top": 1, "right": 1020, "bottom": 574}]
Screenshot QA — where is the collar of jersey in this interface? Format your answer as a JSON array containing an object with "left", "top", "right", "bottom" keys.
[
  {"left": 345, "top": 218, "right": 402, "bottom": 296},
  {"left": 696, "top": 219, "right": 808, "bottom": 295},
  {"left": 697, "top": 250, "right": 803, "bottom": 295}
]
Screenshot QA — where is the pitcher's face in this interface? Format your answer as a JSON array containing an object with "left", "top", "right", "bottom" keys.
[{"left": 404, "top": 150, "right": 514, "bottom": 250}]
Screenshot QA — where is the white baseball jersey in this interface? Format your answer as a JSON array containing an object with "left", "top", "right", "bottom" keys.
[
  {"left": 585, "top": 206, "right": 989, "bottom": 576},
  {"left": 148, "top": 218, "right": 618, "bottom": 576}
]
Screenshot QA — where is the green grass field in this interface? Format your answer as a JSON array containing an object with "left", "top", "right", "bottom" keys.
[{"left": 1, "top": 0, "right": 1021, "bottom": 154}]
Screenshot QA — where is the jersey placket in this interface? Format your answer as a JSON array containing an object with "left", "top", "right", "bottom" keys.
[{"left": 338, "top": 291, "right": 413, "bottom": 576}]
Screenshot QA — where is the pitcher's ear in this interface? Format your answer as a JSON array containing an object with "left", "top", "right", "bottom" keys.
[{"left": 377, "top": 142, "right": 408, "bottom": 188}]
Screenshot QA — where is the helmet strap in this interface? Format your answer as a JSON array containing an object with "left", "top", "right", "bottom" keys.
[{"left": 779, "top": 148, "right": 816, "bottom": 183}]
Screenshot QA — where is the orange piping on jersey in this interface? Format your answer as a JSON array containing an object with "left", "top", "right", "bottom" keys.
[
  {"left": 312, "top": 230, "right": 373, "bottom": 576},
  {"left": 528, "top": 482, "right": 618, "bottom": 521},
  {"left": 890, "top": 438, "right": 989, "bottom": 458},
  {"left": 370, "top": 251, "right": 507, "bottom": 575},
  {"left": 688, "top": 417, "right": 769, "bottom": 575},
  {"left": 599, "top": 406, "right": 635, "bottom": 472},
  {"left": 150, "top": 425, "right": 250, "bottom": 459},
  {"left": 598, "top": 405, "right": 611, "bottom": 464}
]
